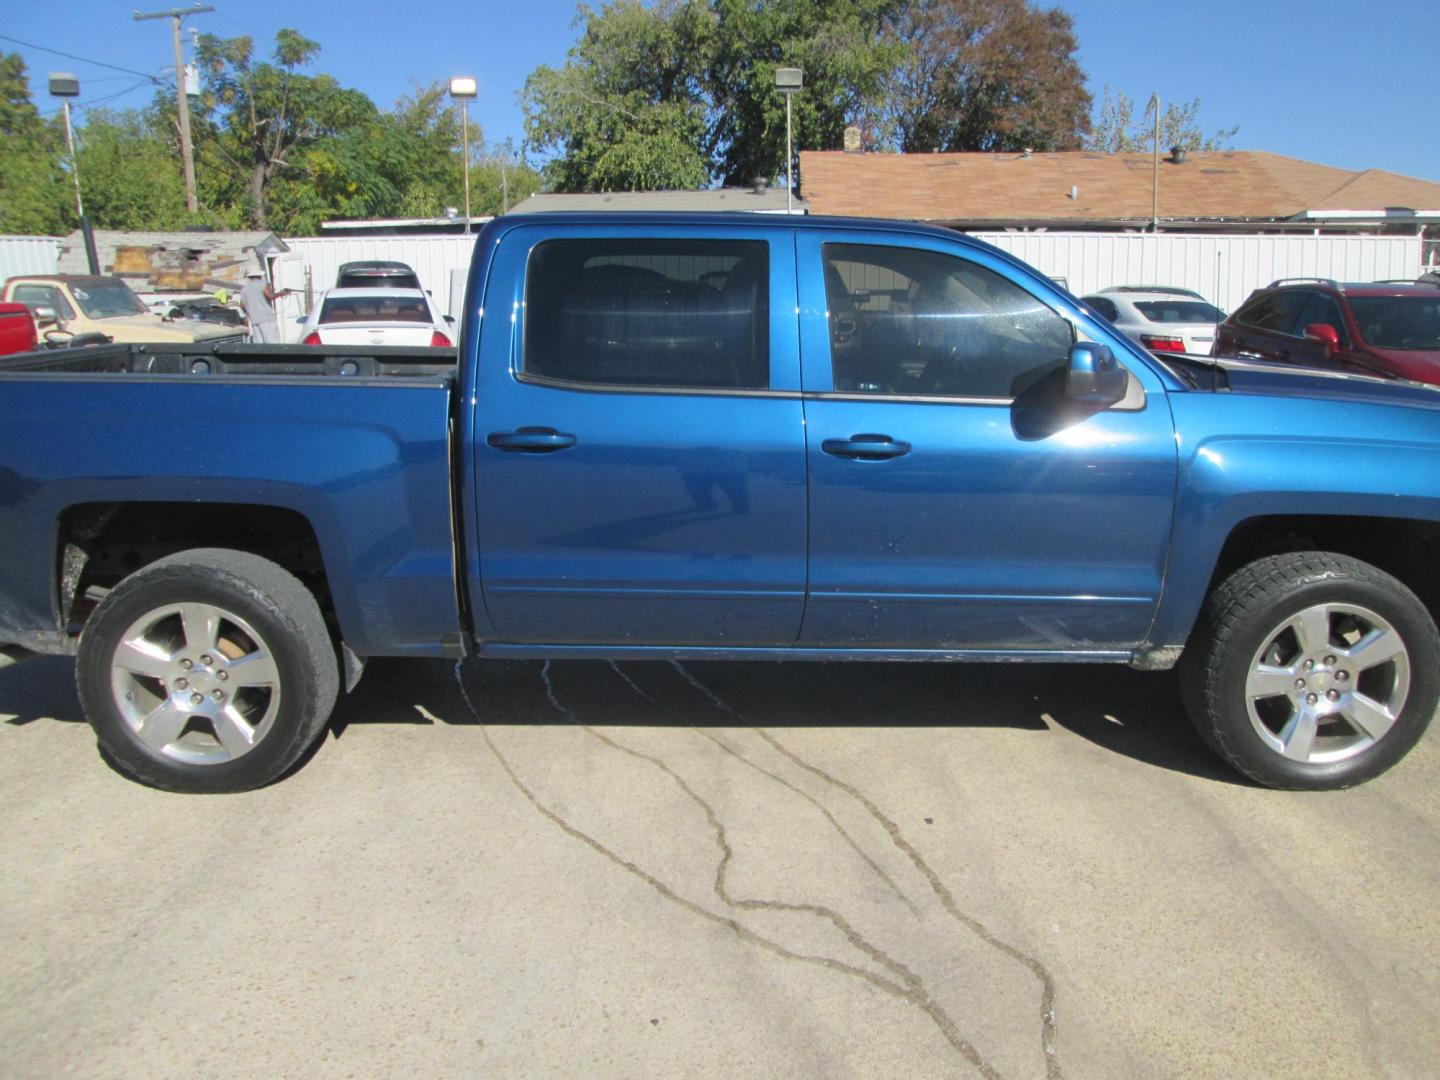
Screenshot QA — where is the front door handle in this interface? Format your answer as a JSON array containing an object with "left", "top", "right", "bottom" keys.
[
  {"left": 821, "top": 434, "right": 911, "bottom": 460},
  {"left": 486, "top": 427, "right": 577, "bottom": 453}
]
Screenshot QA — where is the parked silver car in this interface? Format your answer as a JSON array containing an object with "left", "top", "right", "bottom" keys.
[{"left": 1081, "top": 289, "right": 1225, "bottom": 355}]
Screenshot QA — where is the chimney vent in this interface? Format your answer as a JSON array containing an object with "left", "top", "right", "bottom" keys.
[
  {"left": 752, "top": 176, "right": 769, "bottom": 194},
  {"left": 1170, "top": 146, "right": 1187, "bottom": 164}
]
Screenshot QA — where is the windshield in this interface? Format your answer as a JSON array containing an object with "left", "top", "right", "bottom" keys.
[
  {"left": 1348, "top": 297, "right": 1440, "bottom": 351},
  {"left": 1134, "top": 300, "right": 1224, "bottom": 324},
  {"left": 71, "top": 279, "right": 149, "bottom": 319}
]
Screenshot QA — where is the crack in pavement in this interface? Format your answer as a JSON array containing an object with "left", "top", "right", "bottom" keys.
[
  {"left": 453, "top": 659, "right": 1001, "bottom": 1078},
  {"left": 603, "top": 660, "right": 920, "bottom": 916},
  {"left": 669, "top": 662, "right": 1063, "bottom": 1080},
  {"left": 455, "top": 657, "right": 1068, "bottom": 1076}
]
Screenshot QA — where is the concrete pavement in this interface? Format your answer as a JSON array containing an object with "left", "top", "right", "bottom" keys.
[{"left": 3, "top": 654, "right": 1438, "bottom": 1078}]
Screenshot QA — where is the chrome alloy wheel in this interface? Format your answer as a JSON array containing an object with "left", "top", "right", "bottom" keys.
[
  {"left": 108, "top": 601, "right": 282, "bottom": 765},
  {"left": 1245, "top": 602, "right": 1410, "bottom": 765}
]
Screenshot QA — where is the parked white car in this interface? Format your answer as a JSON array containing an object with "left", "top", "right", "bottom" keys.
[
  {"left": 299, "top": 288, "right": 454, "bottom": 347},
  {"left": 1081, "top": 289, "right": 1224, "bottom": 355}
]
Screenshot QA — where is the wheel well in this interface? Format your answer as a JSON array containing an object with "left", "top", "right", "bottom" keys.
[
  {"left": 1207, "top": 515, "right": 1440, "bottom": 622},
  {"left": 56, "top": 502, "right": 333, "bottom": 636}
]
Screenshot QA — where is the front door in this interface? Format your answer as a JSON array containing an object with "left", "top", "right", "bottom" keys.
[
  {"left": 471, "top": 224, "right": 807, "bottom": 646},
  {"left": 797, "top": 231, "right": 1178, "bottom": 651}
]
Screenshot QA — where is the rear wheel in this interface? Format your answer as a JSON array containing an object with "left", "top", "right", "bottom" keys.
[
  {"left": 76, "top": 549, "right": 338, "bottom": 793},
  {"left": 1182, "top": 552, "right": 1439, "bottom": 789}
]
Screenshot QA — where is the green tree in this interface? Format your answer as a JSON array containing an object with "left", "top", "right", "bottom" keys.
[
  {"left": 0, "top": 53, "right": 69, "bottom": 234},
  {"left": 75, "top": 108, "right": 192, "bottom": 230},
  {"left": 1087, "top": 87, "right": 1238, "bottom": 153},
  {"left": 194, "top": 29, "right": 375, "bottom": 229},
  {"left": 874, "top": 0, "right": 1090, "bottom": 152},
  {"left": 522, "top": 0, "right": 899, "bottom": 192}
]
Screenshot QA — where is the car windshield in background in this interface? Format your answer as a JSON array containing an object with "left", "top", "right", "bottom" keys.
[
  {"left": 1348, "top": 297, "right": 1440, "bottom": 350},
  {"left": 71, "top": 281, "right": 148, "bottom": 319},
  {"left": 319, "top": 296, "right": 432, "bottom": 324},
  {"left": 1134, "top": 301, "right": 1224, "bottom": 324}
]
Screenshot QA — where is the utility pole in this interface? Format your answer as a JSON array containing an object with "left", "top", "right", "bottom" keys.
[
  {"left": 1150, "top": 93, "right": 1160, "bottom": 232},
  {"left": 134, "top": 4, "right": 214, "bottom": 215}
]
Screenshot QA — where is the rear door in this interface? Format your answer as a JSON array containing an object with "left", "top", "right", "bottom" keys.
[
  {"left": 797, "top": 230, "right": 1178, "bottom": 651},
  {"left": 470, "top": 222, "right": 807, "bottom": 646},
  {"left": 1222, "top": 290, "right": 1309, "bottom": 363}
]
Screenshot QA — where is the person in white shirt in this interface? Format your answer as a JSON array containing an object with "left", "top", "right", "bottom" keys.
[{"left": 239, "top": 266, "right": 292, "bottom": 343}]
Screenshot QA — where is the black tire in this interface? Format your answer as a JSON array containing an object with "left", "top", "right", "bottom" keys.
[
  {"left": 1181, "top": 552, "right": 1439, "bottom": 789},
  {"left": 76, "top": 548, "right": 338, "bottom": 793}
]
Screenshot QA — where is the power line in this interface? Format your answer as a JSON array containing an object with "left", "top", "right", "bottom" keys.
[{"left": 0, "top": 33, "right": 163, "bottom": 84}]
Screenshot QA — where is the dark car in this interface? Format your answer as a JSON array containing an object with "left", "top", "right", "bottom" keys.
[
  {"left": 335, "top": 260, "right": 422, "bottom": 291},
  {"left": 1213, "top": 278, "right": 1440, "bottom": 386}
]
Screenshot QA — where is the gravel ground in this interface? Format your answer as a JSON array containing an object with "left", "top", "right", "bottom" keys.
[{"left": 3, "top": 654, "right": 1438, "bottom": 1079}]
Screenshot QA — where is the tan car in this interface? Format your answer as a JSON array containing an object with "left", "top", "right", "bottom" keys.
[{"left": 2, "top": 275, "right": 247, "bottom": 345}]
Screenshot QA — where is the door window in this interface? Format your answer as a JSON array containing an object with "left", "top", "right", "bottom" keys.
[
  {"left": 1236, "top": 291, "right": 1309, "bottom": 334},
  {"left": 1294, "top": 292, "right": 1350, "bottom": 346},
  {"left": 11, "top": 284, "right": 74, "bottom": 320},
  {"left": 821, "top": 244, "right": 1074, "bottom": 398},
  {"left": 524, "top": 239, "right": 769, "bottom": 390}
]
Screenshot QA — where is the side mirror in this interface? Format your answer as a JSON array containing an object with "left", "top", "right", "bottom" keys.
[
  {"left": 1304, "top": 322, "right": 1340, "bottom": 357},
  {"left": 33, "top": 305, "right": 58, "bottom": 324},
  {"left": 1065, "top": 342, "right": 1127, "bottom": 406},
  {"left": 444, "top": 314, "right": 455, "bottom": 324}
]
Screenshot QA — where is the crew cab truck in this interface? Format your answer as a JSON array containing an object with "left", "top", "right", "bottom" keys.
[
  {"left": 2, "top": 213, "right": 1439, "bottom": 794},
  {"left": 2, "top": 274, "right": 247, "bottom": 346}
]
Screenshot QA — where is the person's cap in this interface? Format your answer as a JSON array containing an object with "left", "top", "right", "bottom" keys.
[{"left": 245, "top": 268, "right": 263, "bottom": 277}]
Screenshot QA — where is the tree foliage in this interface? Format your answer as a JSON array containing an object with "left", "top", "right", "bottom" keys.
[
  {"left": 1086, "top": 87, "right": 1238, "bottom": 153},
  {"left": 523, "top": 0, "right": 900, "bottom": 192},
  {"left": 874, "top": 0, "right": 1090, "bottom": 153},
  {"left": 0, "top": 41, "right": 542, "bottom": 236},
  {"left": 0, "top": 54, "right": 69, "bottom": 234}
]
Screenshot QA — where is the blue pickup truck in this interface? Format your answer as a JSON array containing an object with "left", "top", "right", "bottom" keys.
[{"left": 2, "top": 213, "right": 1438, "bottom": 793}]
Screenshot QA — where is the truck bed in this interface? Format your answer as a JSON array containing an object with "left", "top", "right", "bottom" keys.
[
  {"left": 0, "top": 341, "right": 461, "bottom": 660},
  {"left": 0, "top": 341, "right": 458, "bottom": 379}
]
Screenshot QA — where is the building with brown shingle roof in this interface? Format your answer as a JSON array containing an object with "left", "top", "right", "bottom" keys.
[{"left": 799, "top": 150, "right": 1440, "bottom": 235}]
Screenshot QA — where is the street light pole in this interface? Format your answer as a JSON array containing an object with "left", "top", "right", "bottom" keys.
[
  {"left": 449, "top": 77, "right": 478, "bottom": 232},
  {"left": 48, "top": 72, "right": 98, "bottom": 273},
  {"left": 135, "top": 5, "right": 214, "bottom": 216},
  {"left": 775, "top": 68, "right": 803, "bottom": 214}
]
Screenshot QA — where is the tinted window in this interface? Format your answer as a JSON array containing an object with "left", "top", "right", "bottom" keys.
[
  {"left": 822, "top": 243, "right": 1074, "bottom": 398},
  {"left": 1134, "top": 300, "right": 1224, "bottom": 324},
  {"left": 525, "top": 239, "right": 769, "bottom": 390},
  {"left": 1348, "top": 297, "right": 1440, "bottom": 350},
  {"left": 319, "top": 295, "right": 432, "bottom": 323},
  {"left": 1236, "top": 291, "right": 1309, "bottom": 334},
  {"left": 12, "top": 284, "right": 75, "bottom": 320},
  {"left": 1083, "top": 296, "right": 1120, "bottom": 322},
  {"left": 1294, "top": 293, "right": 1349, "bottom": 346}
]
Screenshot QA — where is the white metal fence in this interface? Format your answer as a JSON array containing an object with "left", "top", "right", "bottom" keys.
[
  {"left": 9, "top": 229, "right": 1419, "bottom": 332},
  {"left": 971, "top": 231, "right": 1424, "bottom": 313},
  {"left": 0, "top": 236, "right": 62, "bottom": 280}
]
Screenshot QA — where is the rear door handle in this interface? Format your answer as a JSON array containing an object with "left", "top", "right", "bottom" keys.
[
  {"left": 821, "top": 434, "right": 911, "bottom": 460},
  {"left": 486, "top": 427, "right": 577, "bottom": 453}
]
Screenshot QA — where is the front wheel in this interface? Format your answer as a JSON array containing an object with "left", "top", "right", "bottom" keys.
[
  {"left": 1182, "top": 552, "right": 1439, "bottom": 789},
  {"left": 76, "top": 549, "right": 339, "bottom": 793}
]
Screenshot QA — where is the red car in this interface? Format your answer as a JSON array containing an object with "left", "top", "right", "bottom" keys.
[
  {"left": 1212, "top": 279, "right": 1440, "bottom": 385},
  {"left": 0, "top": 302, "right": 38, "bottom": 357}
]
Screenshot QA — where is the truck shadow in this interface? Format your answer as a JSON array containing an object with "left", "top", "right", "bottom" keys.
[
  {"left": 0, "top": 652, "right": 1240, "bottom": 786},
  {"left": 329, "top": 656, "right": 1245, "bottom": 787}
]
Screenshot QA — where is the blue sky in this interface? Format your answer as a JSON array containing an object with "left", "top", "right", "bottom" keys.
[{"left": 6, "top": 0, "right": 1436, "bottom": 181}]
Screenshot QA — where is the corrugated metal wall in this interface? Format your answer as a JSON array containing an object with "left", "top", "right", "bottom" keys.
[
  {"left": 971, "top": 231, "right": 1424, "bottom": 313},
  {"left": 0, "top": 236, "right": 62, "bottom": 280},
  {"left": 280, "top": 235, "right": 480, "bottom": 318},
  {"left": 272, "top": 230, "right": 1425, "bottom": 329}
]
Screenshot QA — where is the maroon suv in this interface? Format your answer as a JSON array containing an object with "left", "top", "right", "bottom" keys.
[{"left": 1212, "top": 279, "right": 1440, "bottom": 386}]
